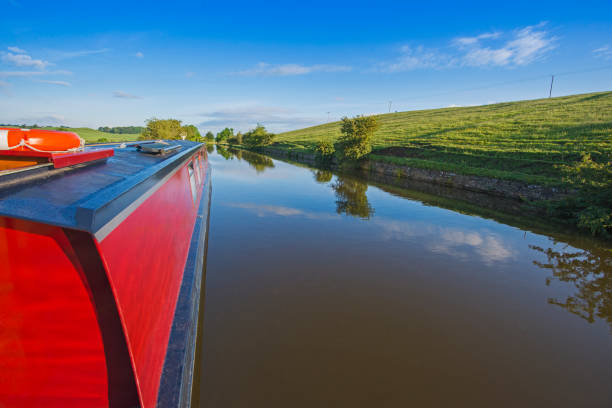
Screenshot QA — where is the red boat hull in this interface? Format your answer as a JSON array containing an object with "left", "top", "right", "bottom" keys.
[{"left": 0, "top": 145, "right": 211, "bottom": 408}]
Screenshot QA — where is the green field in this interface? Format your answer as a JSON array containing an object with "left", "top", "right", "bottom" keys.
[
  {"left": 274, "top": 91, "right": 612, "bottom": 185},
  {"left": 271, "top": 91, "right": 612, "bottom": 236},
  {"left": 43, "top": 127, "right": 140, "bottom": 143}
]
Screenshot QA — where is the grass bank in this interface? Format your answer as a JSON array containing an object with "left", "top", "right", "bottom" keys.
[
  {"left": 252, "top": 92, "right": 612, "bottom": 236},
  {"left": 43, "top": 127, "right": 140, "bottom": 143}
]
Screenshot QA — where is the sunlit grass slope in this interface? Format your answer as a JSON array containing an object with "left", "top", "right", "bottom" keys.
[
  {"left": 43, "top": 127, "right": 140, "bottom": 143},
  {"left": 274, "top": 91, "right": 612, "bottom": 185}
]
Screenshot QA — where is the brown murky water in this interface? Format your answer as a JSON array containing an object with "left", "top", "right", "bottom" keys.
[{"left": 198, "top": 147, "right": 612, "bottom": 407}]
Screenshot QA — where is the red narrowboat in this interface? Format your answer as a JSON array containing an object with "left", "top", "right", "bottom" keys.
[{"left": 0, "top": 128, "right": 212, "bottom": 408}]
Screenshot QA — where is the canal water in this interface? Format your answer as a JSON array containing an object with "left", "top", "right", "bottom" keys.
[{"left": 198, "top": 147, "right": 611, "bottom": 407}]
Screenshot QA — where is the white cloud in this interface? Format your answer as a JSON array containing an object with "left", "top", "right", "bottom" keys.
[
  {"left": 2, "top": 51, "right": 50, "bottom": 69},
  {"left": 379, "top": 23, "right": 556, "bottom": 72},
  {"left": 235, "top": 62, "right": 352, "bottom": 76},
  {"left": 593, "top": 45, "right": 612, "bottom": 60},
  {"left": 35, "top": 79, "right": 71, "bottom": 87},
  {"left": 198, "top": 105, "right": 322, "bottom": 132},
  {"left": 7, "top": 46, "right": 26, "bottom": 54},
  {"left": 462, "top": 24, "right": 556, "bottom": 67},
  {"left": 112, "top": 90, "right": 142, "bottom": 99},
  {"left": 135, "top": 51, "right": 144, "bottom": 58},
  {"left": 374, "top": 219, "right": 516, "bottom": 264}
]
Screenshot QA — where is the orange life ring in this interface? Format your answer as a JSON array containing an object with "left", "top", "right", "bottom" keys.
[{"left": 0, "top": 128, "right": 83, "bottom": 153}]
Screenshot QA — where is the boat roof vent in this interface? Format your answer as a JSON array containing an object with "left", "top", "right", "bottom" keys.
[{"left": 136, "top": 141, "right": 182, "bottom": 155}]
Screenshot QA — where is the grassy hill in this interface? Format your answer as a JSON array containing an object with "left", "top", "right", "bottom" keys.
[
  {"left": 270, "top": 91, "right": 612, "bottom": 236},
  {"left": 42, "top": 127, "right": 140, "bottom": 143},
  {"left": 274, "top": 91, "right": 612, "bottom": 185}
]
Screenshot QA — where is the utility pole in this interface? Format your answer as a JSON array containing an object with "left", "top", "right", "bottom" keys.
[
  {"left": 388, "top": 101, "right": 392, "bottom": 113},
  {"left": 548, "top": 75, "right": 554, "bottom": 98}
]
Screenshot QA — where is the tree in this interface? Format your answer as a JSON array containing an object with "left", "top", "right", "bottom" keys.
[
  {"left": 335, "top": 115, "right": 379, "bottom": 161},
  {"left": 216, "top": 127, "right": 234, "bottom": 143},
  {"left": 140, "top": 118, "right": 183, "bottom": 140},
  {"left": 205, "top": 131, "right": 215, "bottom": 142},
  {"left": 181, "top": 124, "right": 202, "bottom": 141},
  {"left": 243, "top": 124, "right": 274, "bottom": 148}
]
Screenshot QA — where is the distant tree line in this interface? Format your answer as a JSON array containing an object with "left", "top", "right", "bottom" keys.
[
  {"left": 213, "top": 124, "right": 275, "bottom": 148},
  {"left": 139, "top": 118, "right": 202, "bottom": 141},
  {"left": 98, "top": 126, "right": 144, "bottom": 134},
  {"left": 0, "top": 123, "right": 69, "bottom": 129}
]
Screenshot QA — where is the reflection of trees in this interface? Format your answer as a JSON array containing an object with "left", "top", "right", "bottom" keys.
[
  {"left": 227, "top": 148, "right": 274, "bottom": 173},
  {"left": 216, "top": 145, "right": 233, "bottom": 160},
  {"left": 530, "top": 244, "right": 612, "bottom": 331},
  {"left": 314, "top": 170, "right": 332, "bottom": 184},
  {"left": 206, "top": 144, "right": 214, "bottom": 153},
  {"left": 331, "top": 176, "right": 374, "bottom": 219}
]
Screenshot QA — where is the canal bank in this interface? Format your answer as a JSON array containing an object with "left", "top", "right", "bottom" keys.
[{"left": 249, "top": 146, "right": 571, "bottom": 200}]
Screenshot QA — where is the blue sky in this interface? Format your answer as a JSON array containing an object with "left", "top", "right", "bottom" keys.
[{"left": 1, "top": 0, "right": 611, "bottom": 133}]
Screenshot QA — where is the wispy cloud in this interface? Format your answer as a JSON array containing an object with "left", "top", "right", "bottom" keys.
[
  {"left": 112, "top": 90, "right": 142, "bottom": 99},
  {"left": 7, "top": 46, "right": 26, "bottom": 54},
  {"left": 379, "top": 23, "right": 556, "bottom": 72},
  {"left": 35, "top": 79, "right": 71, "bottom": 87},
  {"left": 381, "top": 45, "right": 455, "bottom": 72},
  {"left": 8, "top": 114, "right": 68, "bottom": 126},
  {"left": 226, "top": 202, "right": 338, "bottom": 220},
  {"left": 453, "top": 32, "right": 501, "bottom": 46},
  {"left": 593, "top": 45, "right": 612, "bottom": 60},
  {"left": 135, "top": 51, "right": 144, "bottom": 58},
  {"left": 198, "top": 105, "right": 321, "bottom": 132},
  {"left": 0, "top": 70, "right": 72, "bottom": 77},
  {"left": 235, "top": 62, "right": 352, "bottom": 76},
  {"left": 56, "top": 48, "right": 110, "bottom": 59},
  {"left": 2, "top": 49, "right": 51, "bottom": 69}
]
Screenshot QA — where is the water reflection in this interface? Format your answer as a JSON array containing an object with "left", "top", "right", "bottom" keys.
[
  {"left": 530, "top": 243, "right": 612, "bottom": 331},
  {"left": 313, "top": 170, "right": 333, "bottom": 184},
  {"left": 331, "top": 176, "right": 374, "bottom": 219},
  {"left": 215, "top": 145, "right": 233, "bottom": 160},
  {"left": 206, "top": 144, "right": 214, "bottom": 153},
  {"left": 221, "top": 147, "right": 275, "bottom": 173},
  {"left": 202, "top": 148, "right": 612, "bottom": 407}
]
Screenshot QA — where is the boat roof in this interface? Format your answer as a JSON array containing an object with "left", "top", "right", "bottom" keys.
[{"left": 0, "top": 140, "right": 203, "bottom": 235}]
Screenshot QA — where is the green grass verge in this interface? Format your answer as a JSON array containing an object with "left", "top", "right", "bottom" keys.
[
  {"left": 42, "top": 127, "right": 140, "bottom": 143},
  {"left": 270, "top": 91, "right": 612, "bottom": 236}
]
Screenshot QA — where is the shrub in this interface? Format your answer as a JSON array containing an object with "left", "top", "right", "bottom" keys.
[
  {"left": 335, "top": 115, "right": 379, "bottom": 161},
  {"left": 547, "top": 153, "right": 612, "bottom": 236},
  {"left": 316, "top": 140, "right": 335, "bottom": 157},
  {"left": 243, "top": 124, "right": 274, "bottom": 148}
]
